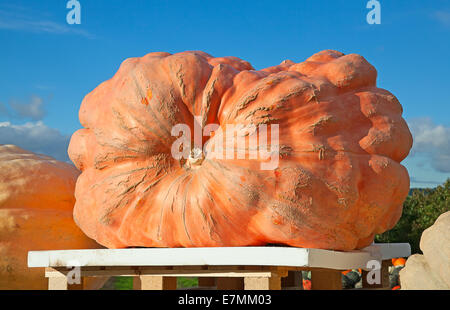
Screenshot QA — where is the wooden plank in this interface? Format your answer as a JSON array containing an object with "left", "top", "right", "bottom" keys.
[
  {"left": 216, "top": 277, "right": 244, "bottom": 289},
  {"left": 243, "top": 268, "right": 283, "bottom": 290},
  {"left": 45, "top": 267, "right": 66, "bottom": 277},
  {"left": 45, "top": 267, "right": 87, "bottom": 290},
  {"left": 243, "top": 265, "right": 263, "bottom": 270},
  {"left": 174, "top": 266, "right": 203, "bottom": 270},
  {"left": 281, "top": 271, "right": 302, "bottom": 289},
  {"left": 197, "top": 266, "right": 216, "bottom": 287},
  {"left": 211, "top": 266, "right": 243, "bottom": 289},
  {"left": 375, "top": 243, "right": 411, "bottom": 260},
  {"left": 138, "top": 276, "right": 177, "bottom": 290},
  {"left": 281, "top": 266, "right": 345, "bottom": 273},
  {"left": 29, "top": 247, "right": 308, "bottom": 268},
  {"left": 362, "top": 260, "right": 391, "bottom": 289},
  {"left": 308, "top": 249, "right": 374, "bottom": 270},
  {"left": 84, "top": 277, "right": 110, "bottom": 290},
  {"left": 27, "top": 244, "right": 411, "bottom": 270},
  {"left": 67, "top": 277, "right": 84, "bottom": 290},
  {"left": 311, "top": 269, "right": 342, "bottom": 290},
  {"left": 48, "top": 277, "right": 67, "bottom": 290},
  {"left": 244, "top": 274, "right": 281, "bottom": 290},
  {"left": 244, "top": 265, "right": 288, "bottom": 276},
  {"left": 133, "top": 277, "right": 141, "bottom": 290},
  {"left": 269, "top": 266, "right": 289, "bottom": 277},
  {"left": 133, "top": 266, "right": 175, "bottom": 290},
  {"left": 45, "top": 267, "right": 273, "bottom": 278},
  {"left": 198, "top": 277, "right": 216, "bottom": 287}
]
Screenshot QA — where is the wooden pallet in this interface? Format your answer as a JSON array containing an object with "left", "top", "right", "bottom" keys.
[{"left": 28, "top": 243, "right": 410, "bottom": 290}]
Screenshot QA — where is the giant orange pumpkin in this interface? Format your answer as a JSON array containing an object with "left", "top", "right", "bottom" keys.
[
  {"left": 0, "top": 145, "right": 105, "bottom": 289},
  {"left": 68, "top": 50, "right": 413, "bottom": 250}
]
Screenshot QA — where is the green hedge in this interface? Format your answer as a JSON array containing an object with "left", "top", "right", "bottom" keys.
[{"left": 375, "top": 178, "right": 449, "bottom": 254}]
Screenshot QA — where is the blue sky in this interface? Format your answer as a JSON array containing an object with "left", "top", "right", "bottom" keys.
[{"left": 0, "top": 0, "right": 449, "bottom": 188}]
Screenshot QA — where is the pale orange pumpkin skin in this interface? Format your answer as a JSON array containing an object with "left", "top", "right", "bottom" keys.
[
  {"left": 0, "top": 145, "right": 104, "bottom": 289},
  {"left": 68, "top": 50, "right": 413, "bottom": 251}
]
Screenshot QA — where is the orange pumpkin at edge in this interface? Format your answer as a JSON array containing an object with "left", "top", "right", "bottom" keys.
[{"left": 0, "top": 144, "right": 106, "bottom": 290}]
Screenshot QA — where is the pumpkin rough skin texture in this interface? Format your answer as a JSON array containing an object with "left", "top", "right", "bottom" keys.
[
  {"left": 0, "top": 145, "right": 106, "bottom": 290},
  {"left": 68, "top": 50, "right": 413, "bottom": 250}
]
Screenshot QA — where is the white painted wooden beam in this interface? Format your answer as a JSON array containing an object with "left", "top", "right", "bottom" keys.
[{"left": 28, "top": 243, "right": 410, "bottom": 271}]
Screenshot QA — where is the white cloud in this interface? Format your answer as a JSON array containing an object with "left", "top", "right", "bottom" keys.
[
  {"left": 434, "top": 11, "right": 450, "bottom": 27},
  {"left": 0, "top": 95, "right": 47, "bottom": 121},
  {"left": 8, "top": 95, "right": 45, "bottom": 121},
  {"left": 410, "top": 177, "right": 442, "bottom": 186},
  {"left": 408, "top": 117, "right": 450, "bottom": 173},
  {"left": 0, "top": 121, "right": 71, "bottom": 162}
]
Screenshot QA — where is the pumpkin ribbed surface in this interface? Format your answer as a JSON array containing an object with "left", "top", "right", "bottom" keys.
[{"left": 68, "top": 50, "right": 412, "bottom": 250}]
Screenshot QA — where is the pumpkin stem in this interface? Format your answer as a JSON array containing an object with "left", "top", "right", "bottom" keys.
[{"left": 187, "top": 147, "right": 204, "bottom": 168}]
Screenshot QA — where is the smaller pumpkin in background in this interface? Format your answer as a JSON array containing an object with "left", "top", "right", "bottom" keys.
[
  {"left": 342, "top": 270, "right": 362, "bottom": 289},
  {"left": 392, "top": 257, "right": 406, "bottom": 267},
  {"left": 389, "top": 257, "right": 407, "bottom": 289},
  {"left": 0, "top": 145, "right": 107, "bottom": 290},
  {"left": 302, "top": 279, "right": 311, "bottom": 290}
]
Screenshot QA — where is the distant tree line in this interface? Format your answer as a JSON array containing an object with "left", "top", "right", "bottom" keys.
[{"left": 375, "top": 178, "right": 450, "bottom": 254}]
